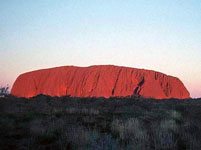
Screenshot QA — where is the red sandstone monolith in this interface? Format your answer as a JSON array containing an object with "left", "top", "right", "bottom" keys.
[{"left": 11, "top": 65, "right": 190, "bottom": 99}]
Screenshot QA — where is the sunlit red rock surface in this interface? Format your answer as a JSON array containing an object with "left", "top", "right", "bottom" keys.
[{"left": 11, "top": 65, "right": 190, "bottom": 99}]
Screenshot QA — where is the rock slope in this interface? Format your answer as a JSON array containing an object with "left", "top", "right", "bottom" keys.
[{"left": 11, "top": 65, "right": 190, "bottom": 99}]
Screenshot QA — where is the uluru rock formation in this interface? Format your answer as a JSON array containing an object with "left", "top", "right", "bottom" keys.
[{"left": 11, "top": 65, "right": 190, "bottom": 99}]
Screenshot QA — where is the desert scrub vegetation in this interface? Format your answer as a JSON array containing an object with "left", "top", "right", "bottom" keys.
[
  {"left": 0, "top": 95, "right": 201, "bottom": 150},
  {"left": 0, "top": 85, "right": 9, "bottom": 97},
  {"left": 111, "top": 118, "right": 148, "bottom": 149}
]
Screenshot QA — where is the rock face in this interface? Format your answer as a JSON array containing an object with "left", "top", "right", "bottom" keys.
[{"left": 11, "top": 65, "right": 190, "bottom": 99}]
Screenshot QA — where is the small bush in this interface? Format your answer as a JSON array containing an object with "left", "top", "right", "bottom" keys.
[
  {"left": 0, "top": 85, "right": 9, "bottom": 97},
  {"left": 64, "top": 126, "right": 90, "bottom": 148},
  {"left": 111, "top": 118, "right": 148, "bottom": 149},
  {"left": 169, "top": 110, "right": 183, "bottom": 122},
  {"left": 160, "top": 119, "right": 178, "bottom": 132},
  {"left": 154, "top": 130, "right": 177, "bottom": 149}
]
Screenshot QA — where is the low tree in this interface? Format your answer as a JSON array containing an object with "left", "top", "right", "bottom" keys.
[{"left": 0, "top": 85, "right": 9, "bottom": 97}]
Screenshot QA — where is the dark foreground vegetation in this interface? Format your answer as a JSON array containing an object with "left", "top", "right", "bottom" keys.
[{"left": 0, "top": 95, "right": 201, "bottom": 150}]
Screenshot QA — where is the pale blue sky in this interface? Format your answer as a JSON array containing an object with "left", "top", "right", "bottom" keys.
[{"left": 0, "top": 0, "right": 201, "bottom": 97}]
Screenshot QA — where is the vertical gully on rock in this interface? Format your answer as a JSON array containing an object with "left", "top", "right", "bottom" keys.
[
  {"left": 112, "top": 68, "right": 122, "bottom": 96},
  {"left": 133, "top": 77, "right": 145, "bottom": 96},
  {"left": 89, "top": 72, "right": 101, "bottom": 95}
]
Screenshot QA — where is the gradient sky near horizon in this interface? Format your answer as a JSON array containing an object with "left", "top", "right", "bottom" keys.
[{"left": 0, "top": 0, "right": 201, "bottom": 98}]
